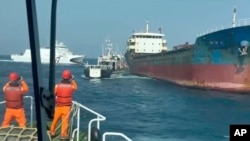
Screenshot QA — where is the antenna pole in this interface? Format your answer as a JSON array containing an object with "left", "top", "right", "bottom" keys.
[{"left": 232, "top": 4, "right": 236, "bottom": 27}]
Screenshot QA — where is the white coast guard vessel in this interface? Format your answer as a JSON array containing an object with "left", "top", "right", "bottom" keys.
[{"left": 10, "top": 41, "right": 85, "bottom": 64}]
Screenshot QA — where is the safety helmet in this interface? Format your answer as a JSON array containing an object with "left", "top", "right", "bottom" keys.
[
  {"left": 9, "top": 72, "right": 19, "bottom": 81},
  {"left": 62, "top": 69, "right": 71, "bottom": 79}
]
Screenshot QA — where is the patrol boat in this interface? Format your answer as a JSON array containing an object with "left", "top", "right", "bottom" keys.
[
  {"left": 0, "top": 1, "right": 132, "bottom": 141},
  {"left": 84, "top": 39, "right": 129, "bottom": 79}
]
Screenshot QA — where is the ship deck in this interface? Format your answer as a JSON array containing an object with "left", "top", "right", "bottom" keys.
[
  {"left": 0, "top": 125, "right": 88, "bottom": 141},
  {"left": 0, "top": 118, "right": 88, "bottom": 141}
]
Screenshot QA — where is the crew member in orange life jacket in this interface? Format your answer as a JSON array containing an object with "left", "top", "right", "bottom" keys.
[
  {"left": 1, "top": 72, "right": 29, "bottom": 128},
  {"left": 49, "top": 69, "right": 77, "bottom": 138}
]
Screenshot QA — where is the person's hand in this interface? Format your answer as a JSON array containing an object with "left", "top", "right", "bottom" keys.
[{"left": 19, "top": 76, "right": 23, "bottom": 81}]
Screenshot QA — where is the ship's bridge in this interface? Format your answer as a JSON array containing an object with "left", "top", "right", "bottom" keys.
[
  {"left": 127, "top": 32, "right": 167, "bottom": 53},
  {"left": 126, "top": 22, "right": 168, "bottom": 53}
]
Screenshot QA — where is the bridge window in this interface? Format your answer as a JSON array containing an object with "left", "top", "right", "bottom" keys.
[{"left": 129, "top": 42, "right": 135, "bottom": 45}]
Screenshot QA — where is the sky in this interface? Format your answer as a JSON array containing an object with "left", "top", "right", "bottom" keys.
[{"left": 0, "top": 0, "right": 250, "bottom": 58}]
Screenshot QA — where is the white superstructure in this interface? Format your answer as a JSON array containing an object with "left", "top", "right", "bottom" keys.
[
  {"left": 10, "top": 41, "right": 84, "bottom": 64},
  {"left": 98, "top": 39, "right": 127, "bottom": 70},
  {"left": 126, "top": 21, "right": 168, "bottom": 54}
]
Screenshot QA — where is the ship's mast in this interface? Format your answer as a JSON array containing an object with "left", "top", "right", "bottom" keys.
[
  {"left": 146, "top": 20, "right": 149, "bottom": 33},
  {"left": 106, "top": 39, "right": 112, "bottom": 57},
  {"left": 232, "top": 4, "right": 236, "bottom": 27},
  {"left": 102, "top": 43, "right": 104, "bottom": 56}
]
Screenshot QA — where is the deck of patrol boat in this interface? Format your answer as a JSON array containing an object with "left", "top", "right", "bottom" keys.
[
  {"left": 0, "top": 125, "right": 88, "bottom": 141},
  {"left": 0, "top": 126, "right": 39, "bottom": 141},
  {"left": 0, "top": 96, "right": 132, "bottom": 141}
]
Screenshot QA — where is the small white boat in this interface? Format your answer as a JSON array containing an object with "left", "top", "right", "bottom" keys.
[{"left": 10, "top": 41, "right": 85, "bottom": 65}]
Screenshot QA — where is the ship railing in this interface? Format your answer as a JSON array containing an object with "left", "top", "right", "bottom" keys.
[
  {"left": 103, "top": 132, "right": 133, "bottom": 141},
  {"left": 0, "top": 96, "right": 132, "bottom": 141},
  {"left": 238, "top": 18, "right": 250, "bottom": 26},
  {"left": 0, "top": 96, "right": 34, "bottom": 127},
  {"left": 84, "top": 64, "right": 102, "bottom": 69},
  {"left": 71, "top": 101, "right": 105, "bottom": 141},
  {"left": 85, "top": 64, "right": 113, "bottom": 69},
  {"left": 71, "top": 100, "right": 132, "bottom": 141},
  {"left": 197, "top": 18, "right": 250, "bottom": 37}
]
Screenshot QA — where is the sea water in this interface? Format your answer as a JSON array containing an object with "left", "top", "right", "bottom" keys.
[{"left": 0, "top": 55, "right": 250, "bottom": 141}]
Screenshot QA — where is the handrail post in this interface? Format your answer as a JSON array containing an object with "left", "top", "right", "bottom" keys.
[
  {"left": 23, "top": 96, "right": 33, "bottom": 127},
  {"left": 97, "top": 116, "right": 100, "bottom": 129},
  {"left": 30, "top": 96, "right": 33, "bottom": 127},
  {"left": 76, "top": 103, "right": 80, "bottom": 141}
]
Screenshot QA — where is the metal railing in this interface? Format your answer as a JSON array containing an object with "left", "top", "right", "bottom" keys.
[
  {"left": 70, "top": 100, "right": 132, "bottom": 141},
  {"left": 0, "top": 96, "right": 132, "bottom": 141},
  {"left": 71, "top": 101, "right": 106, "bottom": 141},
  {"left": 85, "top": 64, "right": 113, "bottom": 69},
  {"left": 0, "top": 96, "right": 33, "bottom": 127},
  {"left": 103, "top": 132, "right": 133, "bottom": 141},
  {"left": 198, "top": 18, "right": 250, "bottom": 37},
  {"left": 238, "top": 18, "right": 250, "bottom": 26}
]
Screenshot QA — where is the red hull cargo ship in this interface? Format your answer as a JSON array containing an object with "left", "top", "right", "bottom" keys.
[{"left": 125, "top": 8, "right": 250, "bottom": 93}]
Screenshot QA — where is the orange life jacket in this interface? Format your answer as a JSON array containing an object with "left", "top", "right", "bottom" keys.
[
  {"left": 55, "top": 83, "right": 74, "bottom": 106},
  {"left": 4, "top": 85, "right": 24, "bottom": 109}
]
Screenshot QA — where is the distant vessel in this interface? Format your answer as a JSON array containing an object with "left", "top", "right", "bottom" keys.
[
  {"left": 125, "top": 7, "right": 250, "bottom": 93},
  {"left": 10, "top": 41, "right": 85, "bottom": 64},
  {"left": 84, "top": 39, "right": 128, "bottom": 79}
]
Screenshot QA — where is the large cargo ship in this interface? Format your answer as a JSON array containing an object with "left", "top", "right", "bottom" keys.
[{"left": 125, "top": 7, "right": 250, "bottom": 93}]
